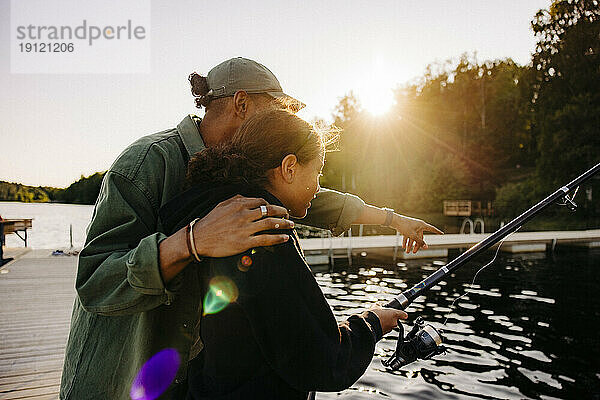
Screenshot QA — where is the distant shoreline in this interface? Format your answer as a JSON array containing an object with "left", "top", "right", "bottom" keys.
[{"left": 1, "top": 172, "right": 104, "bottom": 205}]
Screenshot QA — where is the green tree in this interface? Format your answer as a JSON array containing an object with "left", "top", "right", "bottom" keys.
[
  {"left": 332, "top": 91, "right": 361, "bottom": 127},
  {"left": 392, "top": 55, "right": 533, "bottom": 204},
  {"left": 0, "top": 181, "right": 52, "bottom": 202},
  {"left": 531, "top": 0, "right": 600, "bottom": 191},
  {"left": 322, "top": 92, "right": 362, "bottom": 193},
  {"left": 56, "top": 172, "right": 105, "bottom": 204}
]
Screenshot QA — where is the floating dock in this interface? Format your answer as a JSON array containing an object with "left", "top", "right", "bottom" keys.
[{"left": 300, "top": 229, "right": 600, "bottom": 264}]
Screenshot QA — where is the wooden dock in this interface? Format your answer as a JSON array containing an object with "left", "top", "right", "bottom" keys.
[
  {"left": 0, "top": 219, "right": 33, "bottom": 267},
  {"left": 0, "top": 250, "right": 77, "bottom": 399}
]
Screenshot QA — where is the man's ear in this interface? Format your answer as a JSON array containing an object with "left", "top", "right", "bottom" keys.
[
  {"left": 280, "top": 154, "right": 298, "bottom": 184},
  {"left": 232, "top": 90, "right": 249, "bottom": 118}
]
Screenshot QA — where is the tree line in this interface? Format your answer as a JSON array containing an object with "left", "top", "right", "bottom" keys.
[
  {"left": 0, "top": 172, "right": 105, "bottom": 205},
  {"left": 323, "top": 0, "right": 599, "bottom": 220}
]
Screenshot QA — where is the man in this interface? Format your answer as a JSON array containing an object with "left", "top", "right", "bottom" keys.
[{"left": 59, "top": 57, "right": 441, "bottom": 399}]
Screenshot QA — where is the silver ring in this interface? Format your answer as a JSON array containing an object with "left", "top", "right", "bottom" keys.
[{"left": 260, "top": 205, "right": 268, "bottom": 217}]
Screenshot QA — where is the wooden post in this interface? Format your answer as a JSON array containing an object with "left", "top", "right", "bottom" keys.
[
  {"left": 393, "top": 231, "right": 400, "bottom": 263},
  {"left": 0, "top": 222, "right": 4, "bottom": 266},
  {"left": 347, "top": 229, "right": 352, "bottom": 267}
]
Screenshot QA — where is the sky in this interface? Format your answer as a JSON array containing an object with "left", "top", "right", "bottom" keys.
[{"left": 0, "top": 0, "right": 550, "bottom": 187}]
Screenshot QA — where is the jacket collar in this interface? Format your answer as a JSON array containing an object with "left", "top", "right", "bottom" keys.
[{"left": 177, "top": 114, "right": 206, "bottom": 157}]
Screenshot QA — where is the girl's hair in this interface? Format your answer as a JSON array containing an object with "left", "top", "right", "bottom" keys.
[{"left": 186, "top": 109, "right": 337, "bottom": 187}]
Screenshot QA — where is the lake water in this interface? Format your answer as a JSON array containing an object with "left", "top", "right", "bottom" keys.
[
  {"left": 2, "top": 202, "right": 599, "bottom": 398},
  {"left": 0, "top": 201, "right": 94, "bottom": 249},
  {"left": 317, "top": 250, "right": 600, "bottom": 399}
]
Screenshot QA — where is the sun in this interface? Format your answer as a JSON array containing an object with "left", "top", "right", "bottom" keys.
[
  {"left": 355, "top": 56, "right": 398, "bottom": 115},
  {"left": 360, "top": 87, "right": 395, "bottom": 116}
]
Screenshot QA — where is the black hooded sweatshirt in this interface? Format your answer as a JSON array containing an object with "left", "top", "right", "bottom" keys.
[{"left": 159, "top": 184, "right": 383, "bottom": 400}]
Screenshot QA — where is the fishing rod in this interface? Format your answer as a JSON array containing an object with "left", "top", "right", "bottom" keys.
[{"left": 382, "top": 162, "right": 600, "bottom": 370}]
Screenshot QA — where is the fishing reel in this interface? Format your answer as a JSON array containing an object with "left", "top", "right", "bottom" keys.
[{"left": 383, "top": 317, "right": 446, "bottom": 370}]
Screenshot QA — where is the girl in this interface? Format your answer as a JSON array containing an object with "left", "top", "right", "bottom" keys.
[{"left": 159, "top": 109, "right": 406, "bottom": 399}]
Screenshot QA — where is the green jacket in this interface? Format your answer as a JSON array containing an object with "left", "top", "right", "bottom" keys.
[{"left": 59, "top": 115, "right": 365, "bottom": 400}]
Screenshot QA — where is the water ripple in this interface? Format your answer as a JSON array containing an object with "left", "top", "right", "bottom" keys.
[{"left": 313, "top": 250, "right": 600, "bottom": 399}]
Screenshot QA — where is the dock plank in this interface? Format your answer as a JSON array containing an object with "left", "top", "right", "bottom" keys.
[
  {"left": 0, "top": 369, "right": 62, "bottom": 387},
  {"left": 1, "top": 385, "right": 60, "bottom": 400},
  {"left": 0, "top": 254, "right": 77, "bottom": 398}
]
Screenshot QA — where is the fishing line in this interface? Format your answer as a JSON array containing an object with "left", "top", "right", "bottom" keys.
[
  {"left": 441, "top": 226, "right": 521, "bottom": 327},
  {"left": 383, "top": 227, "right": 523, "bottom": 371}
]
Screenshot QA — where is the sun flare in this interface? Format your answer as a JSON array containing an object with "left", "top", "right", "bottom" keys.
[
  {"left": 360, "top": 87, "right": 394, "bottom": 116},
  {"left": 356, "top": 57, "right": 399, "bottom": 116}
]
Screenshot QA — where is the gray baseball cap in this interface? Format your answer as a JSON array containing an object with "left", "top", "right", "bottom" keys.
[{"left": 206, "top": 57, "right": 305, "bottom": 111}]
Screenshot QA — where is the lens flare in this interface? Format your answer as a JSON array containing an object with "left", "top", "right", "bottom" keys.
[
  {"left": 242, "top": 255, "right": 252, "bottom": 266},
  {"left": 130, "top": 348, "right": 180, "bottom": 400},
  {"left": 238, "top": 255, "right": 253, "bottom": 272},
  {"left": 203, "top": 276, "right": 239, "bottom": 315}
]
